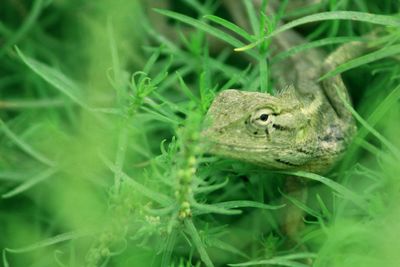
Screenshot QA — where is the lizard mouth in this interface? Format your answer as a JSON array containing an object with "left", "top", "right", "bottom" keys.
[
  {"left": 206, "top": 141, "right": 303, "bottom": 168},
  {"left": 206, "top": 141, "right": 270, "bottom": 152}
]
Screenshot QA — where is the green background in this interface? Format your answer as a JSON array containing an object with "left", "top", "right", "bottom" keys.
[{"left": 1, "top": 0, "right": 400, "bottom": 266}]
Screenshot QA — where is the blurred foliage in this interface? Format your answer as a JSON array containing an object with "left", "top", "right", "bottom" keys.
[{"left": 0, "top": 0, "right": 400, "bottom": 267}]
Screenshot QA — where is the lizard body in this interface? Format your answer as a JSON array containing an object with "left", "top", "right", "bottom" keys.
[{"left": 202, "top": 8, "right": 365, "bottom": 173}]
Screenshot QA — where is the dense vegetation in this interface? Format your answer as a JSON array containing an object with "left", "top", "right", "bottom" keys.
[{"left": 1, "top": 0, "right": 399, "bottom": 266}]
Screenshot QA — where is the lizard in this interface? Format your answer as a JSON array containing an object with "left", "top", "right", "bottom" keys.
[
  {"left": 201, "top": 3, "right": 369, "bottom": 175},
  {"left": 200, "top": 0, "right": 374, "bottom": 247}
]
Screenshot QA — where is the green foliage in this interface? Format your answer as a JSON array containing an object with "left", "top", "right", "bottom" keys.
[{"left": 1, "top": 0, "right": 400, "bottom": 267}]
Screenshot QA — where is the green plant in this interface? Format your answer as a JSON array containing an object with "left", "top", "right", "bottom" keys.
[{"left": 1, "top": 1, "right": 400, "bottom": 266}]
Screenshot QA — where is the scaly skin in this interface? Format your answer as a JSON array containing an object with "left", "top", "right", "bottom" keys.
[{"left": 202, "top": 7, "right": 368, "bottom": 174}]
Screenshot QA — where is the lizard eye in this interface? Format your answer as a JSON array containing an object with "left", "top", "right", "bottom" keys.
[
  {"left": 259, "top": 114, "right": 269, "bottom": 121},
  {"left": 250, "top": 108, "right": 274, "bottom": 127}
]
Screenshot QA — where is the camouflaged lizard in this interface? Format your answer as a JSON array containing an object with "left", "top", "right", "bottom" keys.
[{"left": 202, "top": 11, "right": 368, "bottom": 174}]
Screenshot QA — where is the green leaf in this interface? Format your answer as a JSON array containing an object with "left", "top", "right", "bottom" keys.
[
  {"left": 319, "top": 44, "right": 400, "bottom": 80},
  {"left": 203, "top": 15, "right": 254, "bottom": 42},
  {"left": 243, "top": 0, "right": 260, "bottom": 35},
  {"left": 194, "top": 178, "right": 229, "bottom": 194},
  {"left": 220, "top": 65, "right": 251, "bottom": 91},
  {"left": 206, "top": 238, "right": 249, "bottom": 259},
  {"left": 5, "top": 231, "right": 89, "bottom": 253},
  {"left": 184, "top": 219, "right": 214, "bottom": 267},
  {"left": 0, "top": 98, "right": 65, "bottom": 109},
  {"left": 193, "top": 200, "right": 284, "bottom": 216},
  {"left": 0, "top": 0, "right": 44, "bottom": 57},
  {"left": 154, "top": 9, "right": 257, "bottom": 58},
  {"left": 278, "top": 188, "right": 322, "bottom": 218},
  {"left": 277, "top": 171, "right": 367, "bottom": 209},
  {"left": 142, "top": 45, "right": 164, "bottom": 79},
  {"left": 2, "top": 250, "right": 9, "bottom": 267},
  {"left": 16, "top": 47, "right": 90, "bottom": 109},
  {"left": 182, "top": 0, "right": 213, "bottom": 16},
  {"left": 2, "top": 168, "right": 58, "bottom": 198},
  {"left": 273, "top": 36, "right": 361, "bottom": 63},
  {"left": 237, "top": 11, "right": 400, "bottom": 51},
  {"left": 192, "top": 202, "right": 242, "bottom": 215},
  {"left": 0, "top": 171, "right": 26, "bottom": 182},
  {"left": 229, "top": 253, "right": 317, "bottom": 266},
  {"left": 102, "top": 155, "right": 174, "bottom": 206},
  {"left": 0, "top": 119, "right": 54, "bottom": 167},
  {"left": 177, "top": 72, "right": 201, "bottom": 104},
  {"left": 155, "top": 9, "right": 243, "bottom": 47},
  {"left": 161, "top": 229, "right": 177, "bottom": 267},
  {"left": 316, "top": 194, "right": 332, "bottom": 220},
  {"left": 212, "top": 200, "right": 285, "bottom": 211},
  {"left": 334, "top": 85, "right": 400, "bottom": 157},
  {"left": 362, "top": 84, "right": 400, "bottom": 139}
]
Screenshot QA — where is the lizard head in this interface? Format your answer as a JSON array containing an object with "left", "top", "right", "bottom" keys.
[{"left": 202, "top": 88, "right": 318, "bottom": 170}]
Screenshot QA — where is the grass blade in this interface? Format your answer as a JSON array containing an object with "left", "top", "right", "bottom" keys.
[
  {"left": 194, "top": 178, "right": 229, "bottom": 193},
  {"left": 0, "top": 118, "right": 54, "bottom": 167},
  {"left": 5, "top": 231, "right": 89, "bottom": 253},
  {"left": 229, "top": 253, "right": 316, "bottom": 266},
  {"left": 273, "top": 36, "right": 361, "bottom": 63},
  {"left": 154, "top": 9, "right": 244, "bottom": 48},
  {"left": 102, "top": 155, "right": 173, "bottom": 205},
  {"left": 278, "top": 188, "right": 322, "bottom": 218},
  {"left": 212, "top": 200, "right": 285, "bottom": 211},
  {"left": 204, "top": 15, "right": 254, "bottom": 42},
  {"left": 0, "top": 99, "right": 65, "bottom": 109},
  {"left": 319, "top": 44, "right": 400, "bottom": 80},
  {"left": 2, "top": 168, "right": 58, "bottom": 199},
  {"left": 154, "top": 9, "right": 257, "bottom": 58},
  {"left": 161, "top": 229, "right": 177, "bottom": 267},
  {"left": 361, "top": 84, "right": 400, "bottom": 139},
  {"left": 277, "top": 171, "right": 367, "bottom": 209},
  {"left": 0, "top": 0, "right": 44, "bottom": 57},
  {"left": 243, "top": 0, "right": 259, "bottom": 35},
  {"left": 193, "top": 200, "right": 284, "bottom": 216},
  {"left": 2, "top": 249, "right": 9, "bottom": 267},
  {"left": 16, "top": 47, "right": 90, "bottom": 109},
  {"left": 192, "top": 202, "right": 242, "bottom": 215},
  {"left": 177, "top": 73, "right": 201, "bottom": 104},
  {"left": 336, "top": 85, "right": 400, "bottom": 157},
  {"left": 237, "top": 11, "right": 400, "bottom": 51},
  {"left": 184, "top": 219, "right": 214, "bottom": 267}
]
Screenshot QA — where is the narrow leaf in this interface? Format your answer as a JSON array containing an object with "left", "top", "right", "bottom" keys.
[
  {"left": 16, "top": 47, "right": 90, "bottom": 109},
  {"left": 0, "top": 118, "right": 54, "bottom": 166},
  {"left": 278, "top": 188, "right": 321, "bottom": 218},
  {"left": 0, "top": 0, "right": 44, "bottom": 57},
  {"left": 192, "top": 202, "right": 242, "bottom": 215},
  {"left": 102, "top": 156, "right": 173, "bottom": 205},
  {"left": 194, "top": 178, "right": 229, "bottom": 193},
  {"left": 5, "top": 231, "right": 89, "bottom": 253},
  {"left": 184, "top": 219, "right": 214, "bottom": 267},
  {"left": 212, "top": 200, "right": 285, "bottom": 211},
  {"left": 155, "top": 9, "right": 244, "bottom": 48},
  {"left": 177, "top": 73, "right": 201, "bottom": 104},
  {"left": 273, "top": 36, "right": 361, "bottom": 63},
  {"left": 229, "top": 253, "right": 316, "bottom": 266},
  {"left": 2, "top": 168, "right": 58, "bottom": 198},
  {"left": 154, "top": 9, "right": 257, "bottom": 58},
  {"left": 336, "top": 86, "right": 400, "bottom": 157},
  {"left": 277, "top": 171, "right": 367, "bottom": 209},
  {"left": 237, "top": 11, "right": 400, "bottom": 51},
  {"left": 320, "top": 44, "right": 400, "bottom": 80},
  {"left": 204, "top": 15, "right": 254, "bottom": 42}
]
